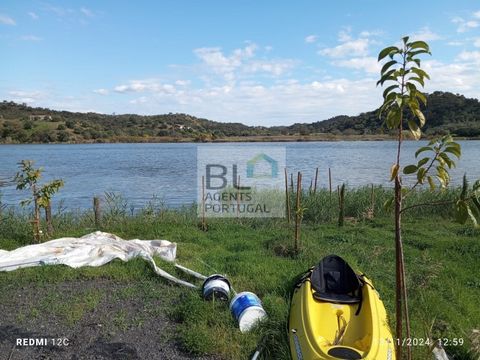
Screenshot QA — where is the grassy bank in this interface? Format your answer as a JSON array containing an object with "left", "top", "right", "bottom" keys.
[{"left": 0, "top": 188, "right": 479, "bottom": 359}]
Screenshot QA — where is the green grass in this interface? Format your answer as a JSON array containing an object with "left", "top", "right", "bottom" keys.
[{"left": 0, "top": 188, "right": 479, "bottom": 359}]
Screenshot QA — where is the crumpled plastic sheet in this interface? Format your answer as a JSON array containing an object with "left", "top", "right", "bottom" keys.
[{"left": 0, "top": 231, "right": 196, "bottom": 288}]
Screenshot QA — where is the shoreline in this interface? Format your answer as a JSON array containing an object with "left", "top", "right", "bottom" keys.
[{"left": 0, "top": 134, "right": 478, "bottom": 145}]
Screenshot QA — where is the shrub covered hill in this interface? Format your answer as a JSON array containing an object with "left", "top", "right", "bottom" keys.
[{"left": 0, "top": 91, "right": 479, "bottom": 143}]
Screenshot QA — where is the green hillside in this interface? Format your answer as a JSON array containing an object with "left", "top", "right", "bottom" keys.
[{"left": 0, "top": 91, "right": 479, "bottom": 143}]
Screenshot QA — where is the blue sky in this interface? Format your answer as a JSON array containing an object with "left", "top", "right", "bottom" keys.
[{"left": 1, "top": 1, "right": 479, "bottom": 126}]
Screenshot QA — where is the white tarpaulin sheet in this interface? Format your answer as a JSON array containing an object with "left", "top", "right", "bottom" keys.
[{"left": 0, "top": 231, "right": 196, "bottom": 288}]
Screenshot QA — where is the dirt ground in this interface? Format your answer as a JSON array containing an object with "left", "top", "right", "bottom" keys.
[{"left": 0, "top": 278, "right": 220, "bottom": 360}]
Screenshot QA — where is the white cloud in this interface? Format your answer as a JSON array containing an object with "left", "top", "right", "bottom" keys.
[
  {"left": 245, "top": 59, "right": 295, "bottom": 76},
  {"left": 80, "top": 7, "right": 94, "bottom": 17},
  {"left": 447, "top": 41, "right": 464, "bottom": 46},
  {"left": 193, "top": 43, "right": 295, "bottom": 83},
  {"left": 28, "top": 11, "right": 39, "bottom": 20},
  {"left": 93, "top": 88, "right": 109, "bottom": 95},
  {"left": 175, "top": 80, "right": 190, "bottom": 86},
  {"left": 336, "top": 57, "right": 380, "bottom": 74},
  {"left": 338, "top": 28, "right": 352, "bottom": 42},
  {"left": 194, "top": 43, "right": 257, "bottom": 80},
  {"left": 8, "top": 90, "right": 45, "bottom": 104},
  {"left": 319, "top": 38, "right": 370, "bottom": 58},
  {"left": 20, "top": 35, "right": 43, "bottom": 41},
  {"left": 474, "top": 38, "right": 480, "bottom": 47},
  {"left": 305, "top": 35, "right": 317, "bottom": 43},
  {"left": 474, "top": 10, "right": 480, "bottom": 19},
  {"left": 107, "top": 75, "right": 382, "bottom": 126},
  {"left": 318, "top": 30, "right": 379, "bottom": 58},
  {"left": 0, "top": 14, "right": 16, "bottom": 25},
  {"left": 422, "top": 58, "right": 480, "bottom": 99},
  {"left": 114, "top": 79, "right": 177, "bottom": 94},
  {"left": 456, "top": 50, "right": 480, "bottom": 62},
  {"left": 411, "top": 27, "right": 442, "bottom": 41},
  {"left": 129, "top": 96, "right": 148, "bottom": 105},
  {"left": 452, "top": 16, "right": 479, "bottom": 33}
]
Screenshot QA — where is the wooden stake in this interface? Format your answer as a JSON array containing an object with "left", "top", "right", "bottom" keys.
[
  {"left": 284, "top": 168, "right": 291, "bottom": 224},
  {"left": 328, "top": 168, "right": 332, "bottom": 198},
  {"left": 290, "top": 173, "right": 294, "bottom": 192},
  {"left": 294, "top": 172, "right": 302, "bottom": 255},
  {"left": 45, "top": 202, "right": 53, "bottom": 236},
  {"left": 33, "top": 184, "right": 40, "bottom": 242},
  {"left": 201, "top": 176, "right": 206, "bottom": 231},
  {"left": 371, "top": 184, "right": 375, "bottom": 217},
  {"left": 328, "top": 168, "right": 333, "bottom": 221},
  {"left": 93, "top": 196, "right": 101, "bottom": 228},
  {"left": 236, "top": 175, "right": 240, "bottom": 219},
  {"left": 313, "top": 167, "right": 319, "bottom": 194},
  {"left": 338, "top": 184, "right": 345, "bottom": 227}
]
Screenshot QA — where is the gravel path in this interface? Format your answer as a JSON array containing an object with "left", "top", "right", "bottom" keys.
[{"left": 0, "top": 279, "right": 220, "bottom": 360}]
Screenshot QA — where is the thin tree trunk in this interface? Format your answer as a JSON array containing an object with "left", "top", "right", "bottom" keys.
[{"left": 395, "top": 177, "right": 403, "bottom": 359}]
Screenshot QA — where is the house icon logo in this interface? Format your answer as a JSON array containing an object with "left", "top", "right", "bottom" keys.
[{"left": 246, "top": 153, "right": 278, "bottom": 178}]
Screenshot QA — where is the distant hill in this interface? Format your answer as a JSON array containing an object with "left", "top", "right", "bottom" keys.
[
  {"left": 282, "top": 91, "right": 480, "bottom": 138},
  {"left": 0, "top": 91, "right": 479, "bottom": 143}
]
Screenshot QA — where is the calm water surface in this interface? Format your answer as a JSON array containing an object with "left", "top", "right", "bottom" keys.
[{"left": 0, "top": 141, "right": 479, "bottom": 209}]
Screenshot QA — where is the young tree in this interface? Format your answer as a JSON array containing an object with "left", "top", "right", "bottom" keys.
[
  {"left": 15, "top": 160, "right": 64, "bottom": 241},
  {"left": 377, "top": 37, "right": 480, "bottom": 360}
]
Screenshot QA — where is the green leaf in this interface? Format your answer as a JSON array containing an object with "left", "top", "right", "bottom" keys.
[
  {"left": 415, "top": 146, "right": 432, "bottom": 158},
  {"left": 408, "top": 41, "right": 430, "bottom": 51},
  {"left": 415, "top": 91, "right": 427, "bottom": 106},
  {"left": 439, "top": 152, "right": 455, "bottom": 169},
  {"left": 378, "top": 46, "right": 400, "bottom": 61},
  {"left": 377, "top": 69, "right": 396, "bottom": 86},
  {"left": 402, "top": 36, "right": 410, "bottom": 44},
  {"left": 417, "top": 157, "right": 430, "bottom": 167},
  {"left": 414, "top": 109, "right": 426, "bottom": 127},
  {"left": 444, "top": 145, "right": 461, "bottom": 158},
  {"left": 409, "top": 49, "right": 431, "bottom": 57},
  {"left": 455, "top": 200, "right": 469, "bottom": 224},
  {"left": 410, "top": 67, "right": 431, "bottom": 80},
  {"left": 467, "top": 203, "right": 480, "bottom": 228},
  {"left": 436, "top": 166, "right": 450, "bottom": 187},
  {"left": 417, "top": 167, "right": 427, "bottom": 183},
  {"left": 403, "top": 164, "right": 418, "bottom": 175},
  {"left": 386, "top": 108, "right": 401, "bottom": 128},
  {"left": 383, "top": 85, "right": 399, "bottom": 99},
  {"left": 436, "top": 175, "right": 446, "bottom": 188},
  {"left": 427, "top": 176, "right": 436, "bottom": 190},
  {"left": 384, "top": 197, "right": 394, "bottom": 211},
  {"left": 408, "top": 119, "right": 422, "bottom": 140},
  {"left": 381, "top": 60, "right": 397, "bottom": 75},
  {"left": 390, "top": 164, "right": 400, "bottom": 181},
  {"left": 409, "top": 77, "right": 425, "bottom": 87}
]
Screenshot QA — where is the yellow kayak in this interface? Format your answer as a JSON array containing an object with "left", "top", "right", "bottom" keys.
[{"left": 288, "top": 255, "right": 395, "bottom": 360}]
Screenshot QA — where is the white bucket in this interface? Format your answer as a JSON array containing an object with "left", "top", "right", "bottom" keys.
[
  {"left": 230, "top": 292, "right": 267, "bottom": 332},
  {"left": 201, "top": 274, "right": 231, "bottom": 301}
]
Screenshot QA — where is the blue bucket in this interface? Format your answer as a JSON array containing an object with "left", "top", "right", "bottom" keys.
[{"left": 229, "top": 292, "right": 267, "bottom": 332}]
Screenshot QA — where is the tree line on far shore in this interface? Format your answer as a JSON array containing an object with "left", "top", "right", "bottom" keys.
[{"left": 0, "top": 91, "right": 479, "bottom": 144}]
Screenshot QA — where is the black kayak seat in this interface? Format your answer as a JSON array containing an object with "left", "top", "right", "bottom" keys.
[
  {"left": 310, "top": 255, "right": 362, "bottom": 304},
  {"left": 328, "top": 346, "right": 362, "bottom": 359}
]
